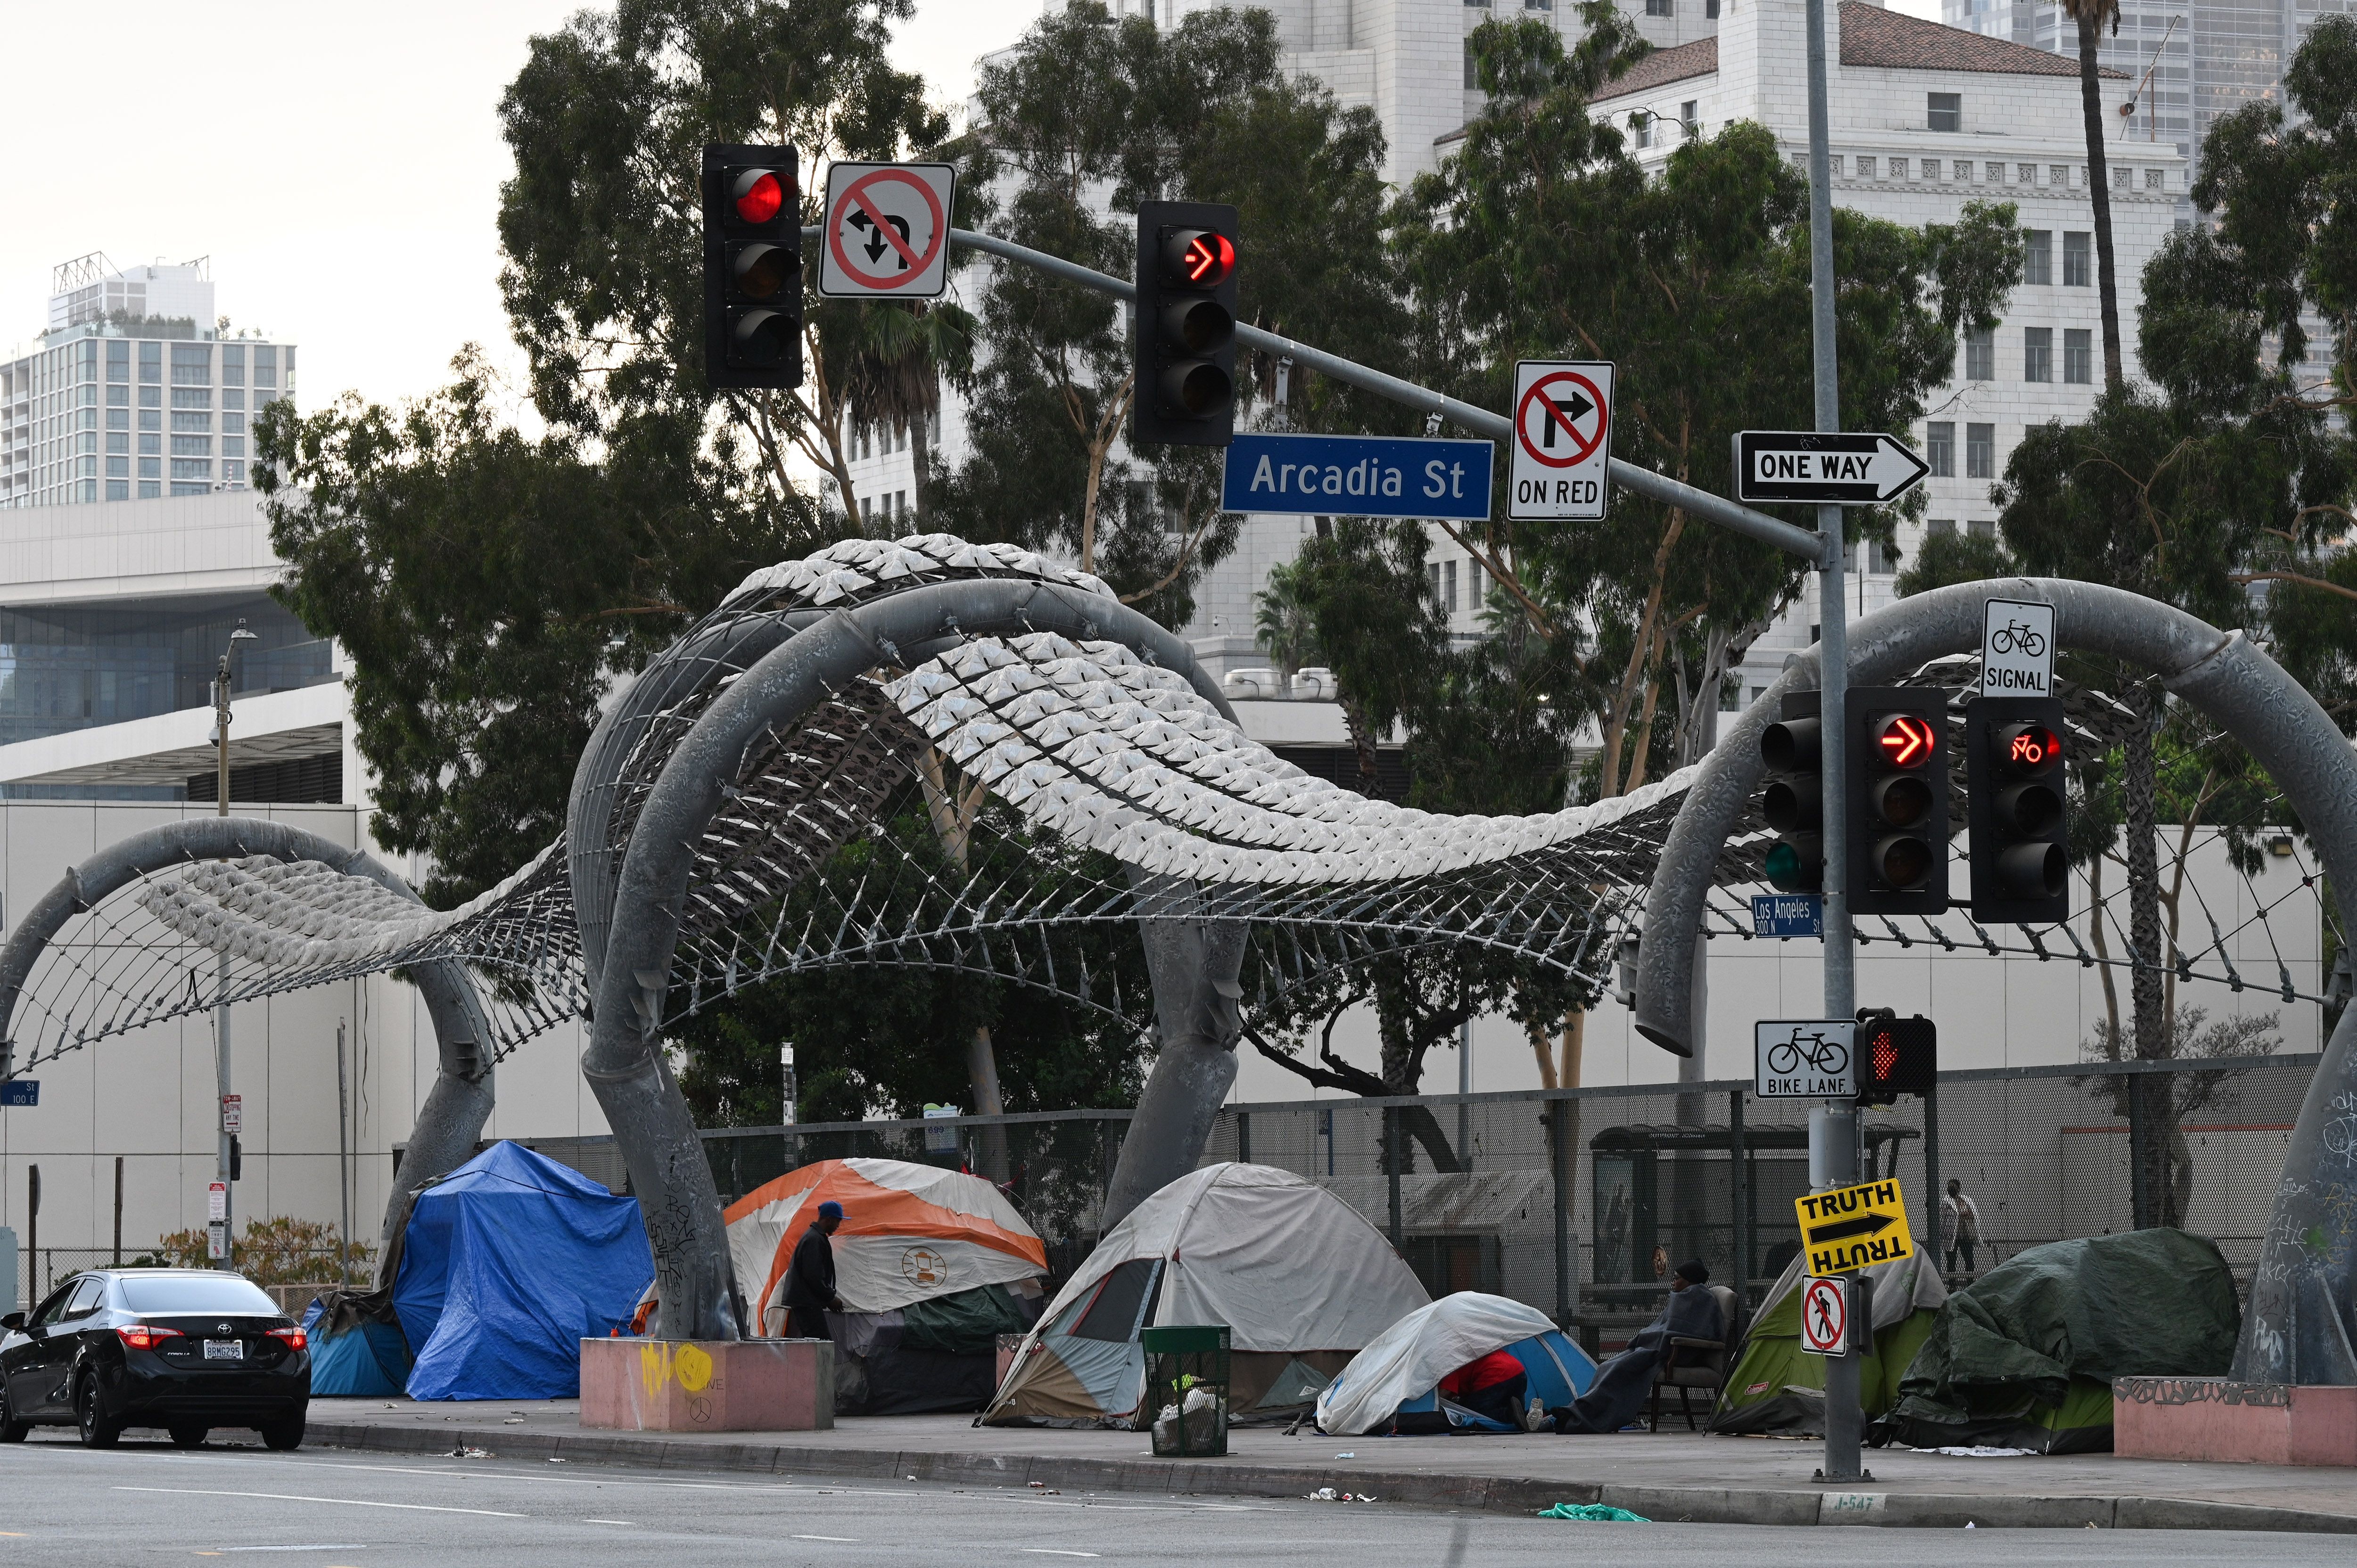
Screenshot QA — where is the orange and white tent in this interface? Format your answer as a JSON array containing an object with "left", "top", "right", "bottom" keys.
[{"left": 725, "top": 1158, "right": 1048, "bottom": 1334}]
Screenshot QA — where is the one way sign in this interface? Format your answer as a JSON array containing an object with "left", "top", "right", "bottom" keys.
[{"left": 1733, "top": 431, "right": 1930, "bottom": 506}]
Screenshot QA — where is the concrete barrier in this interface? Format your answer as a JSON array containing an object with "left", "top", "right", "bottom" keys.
[
  {"left": 2114, "top": 1377, "right": 2357, "bottom": 1467},
  {"left": 580, "top": 1338, "right": 834, "bottom": 1432}
]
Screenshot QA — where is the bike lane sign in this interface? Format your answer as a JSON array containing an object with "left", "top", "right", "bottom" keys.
[
  {"left": 1981, "top": 597, "right": 2055, "bottom": 697},
  {"left": 1755, "top": 1018, "right": 1857, "bottom": 1098}
]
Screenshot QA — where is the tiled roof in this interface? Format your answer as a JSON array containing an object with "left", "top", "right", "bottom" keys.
[
  {"left": 1590, "top": 36, "right": 1719, "bottom": 104},
  {"left": 1838, "top": 2, "right": 2129, "bottom": 79}
]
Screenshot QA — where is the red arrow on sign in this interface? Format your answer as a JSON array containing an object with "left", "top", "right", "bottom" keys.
[{"left": 826, "top": 169, "right": 947, "bottom": 292}]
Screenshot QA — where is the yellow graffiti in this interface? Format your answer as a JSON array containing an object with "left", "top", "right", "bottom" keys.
[
  {"left": 639, "top": 1342, "right": 672, "bottom": 1401},
  {"left": 676, "top": 1344, "right": 714, "bottom": 1393},
  {"left": 636, "top": 1340, "right": 715, "bottom": 1399}
]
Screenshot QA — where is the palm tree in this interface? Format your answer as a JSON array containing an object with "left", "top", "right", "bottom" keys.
[
  {"left": 2062, "top": 0, "right": 2127, "bottom": 391},
  {"left": 841, "top": 299, "right": 976, "bottom": 529},
  {"left": 1253, "top": 558, "right": 1320, "bottom": 690}
]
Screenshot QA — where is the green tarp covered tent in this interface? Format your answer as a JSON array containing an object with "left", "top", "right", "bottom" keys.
[
  {"left": 1883, "top": 1228, "right": 2240, "bottom": 1454},
  {"left": 1711, "top": 1249, "right": 1947, "bottom": 1436}
]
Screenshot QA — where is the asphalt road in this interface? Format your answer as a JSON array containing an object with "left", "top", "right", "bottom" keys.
[{"left": 0, "top": 1431, "right": 2345, "bottom": 1566}]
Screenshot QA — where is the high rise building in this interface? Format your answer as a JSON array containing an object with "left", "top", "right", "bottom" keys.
[{"left": 2, "top": 254, "right": 297, "bottom": 510}]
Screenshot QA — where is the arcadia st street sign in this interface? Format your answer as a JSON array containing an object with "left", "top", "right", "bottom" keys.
[{"left": 1732, "top": 431, "right": 1930, "bottom": 506}]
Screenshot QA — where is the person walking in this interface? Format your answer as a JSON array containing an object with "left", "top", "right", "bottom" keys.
[
  {"left": 783, "top": 1199, "right": 846, "bottom": 1341},
  {"left": 1940, "top": 1179, "right": 1981, "bottom": 1279}
]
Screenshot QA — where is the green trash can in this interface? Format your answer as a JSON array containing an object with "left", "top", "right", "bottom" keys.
[{"left": 1141, "top": 1324, "right": 1230, "bottom": 1457}]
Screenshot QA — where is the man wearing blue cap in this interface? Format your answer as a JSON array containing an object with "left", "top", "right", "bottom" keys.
[{"left": 783, "top": 1199, "right": 846, "bottom": 1341}]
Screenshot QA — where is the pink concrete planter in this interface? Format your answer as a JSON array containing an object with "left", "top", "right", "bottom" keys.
[
  {"left": 2115, "top": 1377, "right": 2357, "bottom": 1467},
  {"left": 580, "top": 1337, "right": 835, "bottom": 1432}
]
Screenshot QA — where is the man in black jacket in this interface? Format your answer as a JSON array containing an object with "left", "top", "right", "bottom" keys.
[{"left": 783, "top": 1199, "right": 846, "bottom": 1341}]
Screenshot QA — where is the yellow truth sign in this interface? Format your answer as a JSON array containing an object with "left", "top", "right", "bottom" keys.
[{"left": 1794, "top": 1177, "right": 1916, "bottom": 1275}]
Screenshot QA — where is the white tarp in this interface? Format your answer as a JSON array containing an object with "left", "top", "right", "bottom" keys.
[{"left": 1315, "top": 1292, "right": 1557, "bottom": 1435}]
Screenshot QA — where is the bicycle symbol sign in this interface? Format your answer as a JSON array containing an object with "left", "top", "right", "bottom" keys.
[
  {"left": 1981, "top": 597, "right": 2056, "bottom": 696},
  {"left": 1754, "top": 1019, "right": 1858, "bottom": 1098}
]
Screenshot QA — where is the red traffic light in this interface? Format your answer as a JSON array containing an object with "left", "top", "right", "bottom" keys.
[
  {"left": 1876, "top": 713, "right": 1936, "bottom": 769},
  {"left": 1998, "top": 722, "right": 2063, "bottom": 773},
  {"left": 1163, "top": 229, "right": 1236, "bottom": 286},
  {"left": 732, "top": 168, "right": 789, "bottom": 224}
]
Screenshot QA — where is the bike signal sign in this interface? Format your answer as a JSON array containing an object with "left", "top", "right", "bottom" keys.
[
  {"left": 818, "top": 161, "right": 956, "bottom": 299},
  {"left": 1508, "top": 361, "right": 1613, "bottom": 521},
  {"left": 1796, "top": 1177, "right": 1917, "bottom": 1277},
  {"left": 1801, "top": 1277, "right": 1849, "bottom": 1356},
  {"left": 1980, "top": 597, "right": 2055, "bottom": 697},
  {"left": 1755, "top": 1018, "right": 1856, "bottom": 1099}
]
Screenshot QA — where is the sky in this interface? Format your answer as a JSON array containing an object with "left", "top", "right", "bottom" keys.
[
  {"left": 4, "top": 0, "right": 1941, "bottom": 414},
  {"left": 1, "top": 0, "right": 1047, "bottom": 412}
]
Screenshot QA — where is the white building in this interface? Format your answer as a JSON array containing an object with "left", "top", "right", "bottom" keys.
[{"left": 6, "top": 255, "right": 297, "bottom": 511}]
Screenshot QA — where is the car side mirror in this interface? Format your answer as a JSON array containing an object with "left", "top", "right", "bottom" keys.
[{"left": 0, "top": 1313, "right": 23, "bottom": 1331}]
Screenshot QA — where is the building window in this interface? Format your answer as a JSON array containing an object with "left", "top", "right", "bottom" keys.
[
  {"left": 171, "top": 411, "right": 212, "bottom": 433},
  {"left": 1889, "top": 156, "right": 1909, "bottom": 179},
  {"left": 2064, "top": 328, "right": 2092, "bottom": 384},
  {"left": 1525, "top": 0, "right": 1553, "bottom": 9},
  {"left": 1922, "top": 158, "right": 1942, "bottom": 180},
  {"left": 1928, "top": 518, "right": 1956, "bottom": 535},
  {"left": 2024, "top": 327, "right": 2053, "bottom": 382},
  {"left": 105, "top": 455, "right": 129, "bottom": 477},
  {"left": 139, "top": 457, "right": 161, "bottom": 478},
  {"left": 139, "top": 342, "right": 162, "bottom": 385},
  {"left": 2063, "top": 231, "right": 2091, "bottom": 287},
  {"left": 1633, "top": 113, "right": 1652, "bottom": 149},
  {"left": 171, "top": 435, "right": 213, "bottom": 457},
  {"left": 139, "top": 433, "right": 161, "bottom": 455},
  {"left": 107, "top": 341, "right": 129, "bottom": 382},
  {"left": 1857, "top": 156, "right": 1876, "bottom": 178},
  {"left": 223, "top": 389, "right": 246, "bottom": 411},
  {"left": 1444, "top": 558, "right": 1459, "bottom": 609},
  {"left": 223, "top": 460, "right": 247, "bottom": 484},
  {"left": 107, "top": 479, "right": 130, "bottom": 501},
  {"left": 107, "top": 409, "right": 128, "bottom": 432},
  {"left": 107, "top": 385, "right": 129, "bottom": 408},
  {"left": 2115, "top": 165, "right": 2132, "bottom": 190},
  {"left": 1985, "top": 161, "right": 2004, "bottom": 183},
  {"left": 2051, "top": 164, "right": 2069, "bottom": 186},
  {"left": 1966, "top": 423, "right": 1995, "bottom": 479},
  {"left": 222, "top": 345, "right": 246, "bottom": 386},
  {"left": 2024, "top": 230, "right": 2052, "bottom": 285},
  {"left": 1927, "top": 421, "right": 1955, "bottom": 477},
  {"left": 1964, "top": 328, "right": 1994, "bottom": 381},
  {"left": 1830, "top": 154, "right": 1844, "bottom": 177},
  {"left": 255, "top": 345, "right": 277, "bottom": 387},
  {"left": 1706, "top": 0, "right": 1719, "bottom": 15},
  {"left": 223, "top": 412, "right": 246, "bottom": 435},
  {"left": 1647, "top": 0, "right": 1672, "bottom": 14},
  {"left": 106, "top": 432, "right": 128, "bottom": 454},
  {"left": 1465, "top": 39, "right": 1479, "bottom": 88},
  {"left": 139, "top": 386, "right": 161, "bottom": 409},
  {"left": 1465, "top": 0, "right": 1489, "bottom": 6},
  {"left": 1928, "top": 92, "right": 1961, "bottom": 131},
  {"left": 139, "top": 410, "right": 161, "bottom": 433},
  {"left": 2018, "top": 163, "right": 2036, "bottom": 184},
  {"left": 1968, "top": 519, "right": 1995, "bottom": 539},
  {"left": 172, "top": 388, "right": 213, "bottom": 410},
  {"left": 170, "top": 344, "right": 212, "bottom": 385},
  {"left": 1681, "top": 101, "right": 1699, "bottom": 137},
  {"left": 2146, "top": 167, "right": 2165, "bottom": 190},
  {"left": 139, "top": 479, "right": 160, "bottom": 498}
]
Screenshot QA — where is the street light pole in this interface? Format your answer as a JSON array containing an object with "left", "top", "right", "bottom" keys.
[
  {"left": 1802, "top": 0, "right": 1868, "bottom": 1484},
  {"left": 212, "top": 621, "right": 257, "bottom": 1270}
]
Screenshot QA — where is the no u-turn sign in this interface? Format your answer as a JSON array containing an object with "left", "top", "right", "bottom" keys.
[{"left": 1508, "top": 361, "right": 1614, "bottom": 521}]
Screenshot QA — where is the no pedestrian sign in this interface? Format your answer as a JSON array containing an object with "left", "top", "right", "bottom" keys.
[
  {"left": 1795, "top": 1177, "right": 1917, "bottom": 1277},
  {"left": 1508, "top": 361, "right": 1613, "bottom": 522},
  {"left": 818, "top": 162, "right": 956, "bottom": 299},
  {"left": 1800, "top": 1277, "right": 1848, "bottom": 1356}
]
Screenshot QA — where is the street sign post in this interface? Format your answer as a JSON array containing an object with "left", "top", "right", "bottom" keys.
[
  {"left": 221, "top": 1093, "right": 241, "bottom": 1135},
  {"left": 1732, "top": 431, "right": 1929, "bottom": 506},
  {"left": 1755, "top": 1019, "right": 1856, "bottom": 1099},
  {"left": 0, "top": 1081, "right": 36, "bottom": 1108},
  {"left": 818, "top": 162, "right": 956, "bottom": 299},
  {"left": 1508, "top": 361, "right": 1613, "bottom": 521},
  {"left": 1800, "top": 1277, "right": 1848, "bottom": 1356},
  {"left": 1750, "top": 894, "right": 1823, "bottom": 938},
  {"left": 1221, "top": 432, "right": 1492, "bottom": 522},
  {"left": 1980, "top": 597, "right": 2056, "bottom": 697},
  {"left": 207, "top": 1181, "right": 228, "bottom": 1222},
  {"left": 1795, "top": 1177, "right": 1917, "bottom": 1276}
]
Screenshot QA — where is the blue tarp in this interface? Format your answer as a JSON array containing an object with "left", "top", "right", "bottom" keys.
[
  {"left": 301, "top": 1298, "right": 411, "bottom": 1398},
  {"left": 393, "top": 1141, "right": 653, "bottom": 1401},
  {"left": 1391, "top": 1330, "right": 1600, "bottom": 1432}
]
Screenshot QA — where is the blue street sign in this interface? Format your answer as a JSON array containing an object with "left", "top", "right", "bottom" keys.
[
  {"left": 1751, "top": 894, "right": 1823, "bottom": 939},
  {"left": 1221, "top": 432, "right": 1492, "bottom": 522},
  {"left": 0, "top": 1081, "right": 37, "bottom": 1108}
]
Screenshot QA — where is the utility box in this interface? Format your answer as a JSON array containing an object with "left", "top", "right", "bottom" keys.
[{"left": 1142, "top": 1323, "right": 1230, "bottom": 1457}]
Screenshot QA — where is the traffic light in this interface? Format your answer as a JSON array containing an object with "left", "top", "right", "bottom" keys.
[
  {"left": 1758, "top": 692, "right": 1824, "bottom": 895},
  {"left": 1132, "top": 200, "right": 1239, "bottom": 447},
  {"left": 229, "top": 1135, "right": 243, "bottom": 1182},
  {"left": 1966, "top": 694, "right": 2070, "bottom": 923},
  {"left": 703, "top": 143, "right": 802, "bottom": 390},
  {"left": 1848, "top": 686, "right": 1951, "bottom": 915},
  {"left": 1855, "top": 1009, "right": 1937, "bottom": 1105}
]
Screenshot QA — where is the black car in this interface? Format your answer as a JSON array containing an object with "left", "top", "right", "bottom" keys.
[{"left": 0, "top": 1268, "right": 310, "bottom": 1449}]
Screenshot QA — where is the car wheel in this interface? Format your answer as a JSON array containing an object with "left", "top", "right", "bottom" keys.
[
  {"left": 75, "top": 1373, "right": 122, "bottom": 1449},
  {"left": 0, "top": 1383, "right": 29, "bottom": 1443},
  {"left": 260, "top": 1415, "right": 304, "bottom": 1452},
  {"left": 168, "top": 1423, "right": 209, "bottom": 1448}
]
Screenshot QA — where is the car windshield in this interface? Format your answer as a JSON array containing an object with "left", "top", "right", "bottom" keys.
[{"left": 116, "top": 1276, "right": 280, "bottom": 1315}]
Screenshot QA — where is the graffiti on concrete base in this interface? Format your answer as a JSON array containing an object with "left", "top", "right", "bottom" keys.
[{"left": 2113, "top": 1376, "right": 2290, "bottom": 1408}]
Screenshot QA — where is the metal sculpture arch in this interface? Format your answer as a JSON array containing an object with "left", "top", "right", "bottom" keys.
[
  {"left": 0, "top": 818, "right": 500, "bottom": 1251},
  {"left": 1630, "top": 577, "right": 2357, "bottom": 1386}
]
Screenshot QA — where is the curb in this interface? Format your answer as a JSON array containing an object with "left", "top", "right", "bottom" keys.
[{"left": 304, "top": 1422, "right": 2357, "bottom": 1534}]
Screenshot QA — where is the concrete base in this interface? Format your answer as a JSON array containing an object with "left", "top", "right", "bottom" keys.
[
  {"left": 580, "top": 1338, "right": 834, "bottom": 1433},
  {"left": 2115, "top": 1378, "right": 2357, "bottom": 1467}
]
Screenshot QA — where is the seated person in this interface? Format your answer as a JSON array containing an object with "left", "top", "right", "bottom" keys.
[
  {"left": 1438, "top": 1347, "right": 1536, "bottom": 1430},
  {"left": 1545, "top": 1260, "right": 1723, "bottom": 1434}
]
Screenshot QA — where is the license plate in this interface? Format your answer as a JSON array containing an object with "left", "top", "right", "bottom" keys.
[{"left": 203, "top": 1339, "right": 244, "bottom": 1361}]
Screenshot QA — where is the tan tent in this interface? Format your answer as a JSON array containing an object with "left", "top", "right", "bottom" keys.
[{"left": 982, "top": 1163, "right": 1431, "bottom": 1426}]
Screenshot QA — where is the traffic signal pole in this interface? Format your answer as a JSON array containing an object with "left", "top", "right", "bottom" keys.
[{"left": 1802, "top": 0, "right": 1868, "bottom": 1481}]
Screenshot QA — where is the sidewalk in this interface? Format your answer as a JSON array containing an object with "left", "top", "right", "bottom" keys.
[{"left": 306, "top": 1398, "right": 2357, "bottom": 1534}]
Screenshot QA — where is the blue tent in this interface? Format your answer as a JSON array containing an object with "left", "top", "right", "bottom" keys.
[
  {"left": 301, "top": 1296, "right": 412, "bottom": 1397},
  {"left": 393, "top": 1141, "right": 654, "bottom": 1400}
]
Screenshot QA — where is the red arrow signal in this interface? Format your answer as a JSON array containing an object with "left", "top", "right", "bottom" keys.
[{"left": 1878, "top": 714, "right": 1934, "bottom": 768}]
